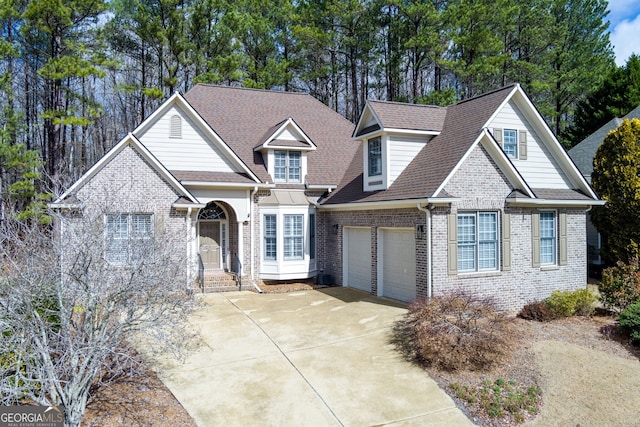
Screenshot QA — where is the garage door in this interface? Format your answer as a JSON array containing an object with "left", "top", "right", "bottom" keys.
[
  {"left": 381, "top": 228, "right": 416, "bottom": 302},
  {"left": 344, "top": 227, "right": 371, "bottom": 292}
]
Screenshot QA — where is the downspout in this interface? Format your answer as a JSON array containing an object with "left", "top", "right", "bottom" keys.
[
  {"left": 186, "top": 207, "right": 193, "bottom": 293},
  {"left": 417, "top": 202, "right": 432, "bottom": 300},
  {"left": 250, "top": 186, "right": 263, "bottom": 293}
]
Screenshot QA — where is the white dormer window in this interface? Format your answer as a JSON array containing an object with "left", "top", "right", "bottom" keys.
[
  {"left": 368, "top": 137, "right": 382, "bottom": 176},
  {"left": 274, "top": 150, "right": 301, "bottom": 183}
]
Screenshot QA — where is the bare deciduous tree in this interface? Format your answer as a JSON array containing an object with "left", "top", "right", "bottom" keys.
[{"left": 0, "top": 200, "right": 198, "bottom": 427}]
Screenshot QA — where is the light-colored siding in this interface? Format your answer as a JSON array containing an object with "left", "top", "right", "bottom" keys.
[
  {"left": 388, "top": 135, "right": 428, "bottom": 186},
  {"left": 137, "top": 106, "right": 240, "bottom": 173},
  {"left": 489, "top": 100, "right": 572, "bottom": 189}
]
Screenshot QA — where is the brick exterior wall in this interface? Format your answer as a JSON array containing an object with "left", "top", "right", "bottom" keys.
[
  {"left": 68, "top": 144, "right": 189, "bottom": 288},
  {"left": 319, "top": 144, "right": 588, "bottom": 311}
]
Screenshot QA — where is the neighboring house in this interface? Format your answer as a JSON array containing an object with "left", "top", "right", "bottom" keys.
[
  {"left": 52, "top": 84, "right": 602, "bottom": 310},
  {"left": 568, "top": 106, "right": 640, "bottom": 274}
]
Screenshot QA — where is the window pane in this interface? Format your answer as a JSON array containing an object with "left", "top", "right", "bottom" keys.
[
  {"left": 540, "top": 212, "right": 557, "bottom": 264},
  {"left": 368, "top": 137, "right": 382, "bottom": 176},
  {"left": 457, "top": 214, "right": 476, "bottom": 271},
  {"left": 264, "top": 215, "right": 277, "bottom": 260},
  {"left": 106, "top": 215, "right": 129, "bottom": 263},
  {"left": 132, "top": 214, "right": 152, "bottom": 237},
  {"left": 284, "top": 215, "right": 303, "bottom": 259},
  {"left": 503, "top": 129, "right": 518, "bottom": 158},
  {"left": 288, "top": 152, "right": 301, "bottom": 182},
  {"left": 274, "top": 151, "right": 287, "bottom": 181},
  {"left": 457, "top": 212, "right": 498, "bottom": 272}
]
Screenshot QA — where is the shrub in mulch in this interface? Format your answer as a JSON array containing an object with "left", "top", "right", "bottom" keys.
[
  {"left": 518, "top": 301, "right": 556, "bottom": 322},
  {"left": 391, "top": 292, "right": 516, "bottom": 372}
]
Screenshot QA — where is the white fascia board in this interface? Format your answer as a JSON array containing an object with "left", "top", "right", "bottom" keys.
[
  {"left": 351, "top": 128, "right": 439, "bottom": 141},
  {"left": 487, "top": 85, "right": 599, "bottom": 200},
  {"left": 352, "top": 102, "right": 383, "bottom": 138},
  {"left": 482, "top": 84, "right": 520, "bottom": 129},
  {"left": 54, "top": 133, "right": 200, "bottom": 204},
  {"left": 182, "top": 181, "right": 275, "bottom": 189},
  {"left": 48, "top": 203, "right": 82, "bottom": 210},
  {"left": 432, "top": 130, "right": 535, "bottom": 198},
  {"left": 126, "top": 134, "right": 200, "bottom": 203},
  {"left": 172, "top": 203, "right": 207, "bottom": 210},
  {"left": 352, "top": 129, "right": 383, "bottom": 141},
  {"left": 507, "top": 198, "right": 606, "bottom": 207},
  {"left": 255, "top": 117, "right": 317, "bottom": 151},
  {"left": 306, "top": 184, "right": 337, "bottom": 191},
  {"left": 134, "top": 92, "right": 262, "bottom": 184},
  {"left": 319, "top": 198, "right": 460, "bottom": 211},
  {"left": 382, "top": 128, "right": 440, "bottom": 136}
]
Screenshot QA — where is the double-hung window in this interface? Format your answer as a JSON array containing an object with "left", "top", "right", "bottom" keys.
[
  {"left": 264, "top": 215, "right": 277, "bottom": 260},
  {"left": 368, "top": 137, "right": 382, "bottom": 176},
  {"left": 457, "top": 212, "right": 498, "bottom": 272},
  {"left": 284, "top": 214, "right": 303, "bottom": 259},
  {"left": 105, "top": 214, "right": 153, "bottom": 264},
  {"left": 540, "top": 211, "right": 557, "bottom": 265},
  {"left": 274, "top": 151, "right": 301, "bottom": 183},
  {"left": 503, "top": 129, "right": 518, "bottom": 159}
]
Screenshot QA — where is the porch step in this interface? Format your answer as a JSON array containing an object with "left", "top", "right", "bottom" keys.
[{"left": 201, "top": 272, "right": 239, "bottom": 293}]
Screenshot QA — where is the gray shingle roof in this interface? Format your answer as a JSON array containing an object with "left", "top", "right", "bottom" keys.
[
  {"left": 367, "top": 100, "right": 447, "bottom": 132},
  {"left": 171, "top": 170, "right": 256, "bottom": 184},
  {"left": 184, "top": 85, "right": 358, "bottom": 186},
  {"left": 569, "top": 105, "right": 640, "bottom": 182},
  {"left": 324, "top": 85, "right": 516, "bottom": 205}
]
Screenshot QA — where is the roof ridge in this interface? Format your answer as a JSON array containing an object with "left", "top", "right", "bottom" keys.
[
  {"left": 367, "top": 99, "right": 447, "bottom": 109},
  {"left": 455, "top": 83, "right": 519, "bottom": 106},
  {"left": 188, "top": 83, "right": 310, "bottom": 96}
]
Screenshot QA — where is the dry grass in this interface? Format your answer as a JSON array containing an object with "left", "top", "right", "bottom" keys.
[{"left": 426, "top": 314, "right": 640, "bottom": 426}]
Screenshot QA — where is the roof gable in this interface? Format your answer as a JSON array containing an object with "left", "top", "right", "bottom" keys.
[
  {"left": 52, "top": 133, "right": 197, "bottom": 205},
  {"left": 133, "top": 93, "right": 261, "bottom": 183},
  {"left": 353, "top": 100, "right": 446, "bottom": 137},
  {"left": 184, "top": 85, "right": 357, "bottom": 187},
  {"left": 487, "top": 85, "right": 597, "bottom": 199},
  {"left": 255, "top": 118, "right": 317, "bottom": 151}
]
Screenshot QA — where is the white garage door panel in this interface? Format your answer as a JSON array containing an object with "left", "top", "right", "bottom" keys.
[
  {"left": 382, "top": 229, "right": 416, "bottom": 302},
  {"left": 345, "top": 228, "right": 371, "bottom": 292}
]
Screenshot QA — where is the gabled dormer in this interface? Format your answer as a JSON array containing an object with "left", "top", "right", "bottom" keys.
[
  {"left": 354, "top": 100, "right": 447, "bottom": 192},
  {"left": 254, "top": 118, "right": 317, "bottom": 185}
]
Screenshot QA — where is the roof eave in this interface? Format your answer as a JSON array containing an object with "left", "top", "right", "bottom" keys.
[
  {"left": 319, "top": 197, "right": 461, "bottom": 211},
  {"left": 181, "top": 181, "right": 275, "bottom": 189},
  {"left": 506, "top": 198, "right": 605, "bottom": 207}
]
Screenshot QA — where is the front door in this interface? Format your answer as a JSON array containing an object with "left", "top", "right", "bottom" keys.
[{"left": 199, "top": 221, "right": 221, "bottom": 270}]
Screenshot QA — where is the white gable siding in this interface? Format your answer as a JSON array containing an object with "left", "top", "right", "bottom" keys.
[
  {"left": 277, "top": 128, "right": 299, "bottom": 140},
  {"left": 388, "top": 135, "right": 429, "bottom": 186},
  {"left": 490, "top": 101, "right": 572, "bottom": 189},
  {"left": 137, "top": 106, "right": 240, "bottom": 173}
]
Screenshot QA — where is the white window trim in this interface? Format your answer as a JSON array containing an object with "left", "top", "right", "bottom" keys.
[
  {"left": 273, "top": 150, "right": 302, "bottom": 183},
  {"left": 503, "top": 129, "right": 518, "bottom": 159},
  {"left": 539, "top": 210, "right": 558, "bottom": 266},
  {"left": 456, "top": 211, "right": 499, "bottom": 273},
  {"left": 105, "top": 213, "right": 154, "bottom": 265},
  {"left": 367, "top": 136, "right": 382, "bottom": 177}
]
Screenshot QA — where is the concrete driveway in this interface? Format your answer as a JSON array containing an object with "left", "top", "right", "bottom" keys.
[{"left": 145, "top": 287, "right": 473, "bottom": 427}]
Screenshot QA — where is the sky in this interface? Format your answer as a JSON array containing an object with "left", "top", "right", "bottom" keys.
[{"left": 607, "top": 0, "right": 640, "bottom": 65}]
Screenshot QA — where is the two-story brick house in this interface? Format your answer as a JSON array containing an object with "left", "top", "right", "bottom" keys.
[{"left": 52, "top": 83, "right": 602, "bottom": 310}]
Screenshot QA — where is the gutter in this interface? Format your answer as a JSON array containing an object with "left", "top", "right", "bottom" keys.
[
  {"left": 186, "top": 207, "right": 193, "bottom": 293},
  {"left": 417, "top": 202, "right": 433, "bottom": 300},
  {"left": 249, "top": 186, "right": 263, "bottom": 293}
]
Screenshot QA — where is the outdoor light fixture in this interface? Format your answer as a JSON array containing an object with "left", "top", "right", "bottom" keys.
[
  {"left": 332, "top": 224, "right": 339, "bottom": 234},
  {"left": 415, "top": 224, "right": 425, "bottom": 240}
]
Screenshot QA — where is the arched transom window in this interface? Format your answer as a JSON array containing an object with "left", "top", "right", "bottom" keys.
[{"left": 198, "top": 203, "right": 226, "bottom": 220}]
